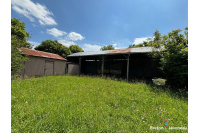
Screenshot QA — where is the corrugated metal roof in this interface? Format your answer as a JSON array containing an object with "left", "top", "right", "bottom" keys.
[
  {"left": 67, "top": 47, "right": 154, "bottom": 57},
  {"left": 67, "top": 50, "right": 109, "bottom": 57},
  {"left": 107, "top": 48, "right": 132, "bottom": 54},
  {"left": 19, "top": 48, "right": 67, "bottom": 61}
]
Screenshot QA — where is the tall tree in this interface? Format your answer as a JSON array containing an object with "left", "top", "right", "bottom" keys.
[
  {"left": 11, "top": 18, "right": 30, "bottom": 76},
  {"left": 100, "top": 45, "right": 115, "bottom": 51},
  {"left": 11, "top": 18, "right": 30, "bottom": 42},
  {"left": 69, "top": 45, "right": 84, "bottom": 53},
  {"left": 11, "top": 36, "right": 28, "bottom": 76},
  {"left": 151, "top": 27, "right": 188, "bottom": 88},
  {"left": 35, "top": 40, "right": 71, "bottom": 58}
]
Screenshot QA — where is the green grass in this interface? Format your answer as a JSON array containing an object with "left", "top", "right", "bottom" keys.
[{"left": 11, "top": 75, "right": 188, "bottom": 133}]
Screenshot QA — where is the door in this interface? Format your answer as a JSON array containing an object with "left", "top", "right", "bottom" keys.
[{"left": 45, "top": 61, "right": 54, "bottom": 75}]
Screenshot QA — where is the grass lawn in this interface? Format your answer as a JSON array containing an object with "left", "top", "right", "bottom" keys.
[{"left": 11, "top": 75, "right": 188, "bottom": 132}]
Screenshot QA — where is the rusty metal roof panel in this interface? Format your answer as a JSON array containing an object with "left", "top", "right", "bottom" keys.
[
  {"left": 106, "top": 48, "right": 132, "bottom": 54},
  {"left": 19, "top": 48, "right": 67, "bottom": 61}
]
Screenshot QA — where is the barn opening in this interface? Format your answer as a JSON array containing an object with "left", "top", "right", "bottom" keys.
[{"left": 67, "top": 47, "right": 163, "bottom": 81}]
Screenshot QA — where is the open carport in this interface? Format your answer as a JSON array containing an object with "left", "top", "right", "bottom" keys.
[{"left": 67, "top": 47, "right": 162, "bottom": 81}]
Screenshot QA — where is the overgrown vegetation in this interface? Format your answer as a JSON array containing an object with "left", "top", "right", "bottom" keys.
[
  {"left": 11, "top": 18, "right": 31, "bottom": 76},
  {"left": 128, "top": 28, "right": 188, "bottom": 88},
  {"left": 150, "top": 28, "right": 188, "bottom": 88},
  {"left": 12, "top": 75, "right": 188, "bottom": 132}
]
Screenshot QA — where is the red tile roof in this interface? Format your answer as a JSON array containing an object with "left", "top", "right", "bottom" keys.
[{"left": 19, "top": 48, "right": 67, "bottom": 61}]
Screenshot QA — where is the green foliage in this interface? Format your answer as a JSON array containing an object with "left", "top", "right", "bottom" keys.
[
  {"left": 153, "top": 29, "right": 162, "bottom": 42},
  {"left": 184, "top": 27, "right": 188, "bottom": 45},
  {"left": 11, "top": 35, "right": 28, "bottom": 76},
  {"left": 151, "top": 28, "right": 188, "bottom": 88},
  {"left": 69, "top": 45, "right": 84, "bottom": 53},
  {"left": 11, "top": 18, "right": 30, "bottom": 42},
  {"left": 11, "top": 18, "right": 33, "bottom": 49},
  {"left": 11, "top": 75, "right": 188, "bottom": 132},
  {"left": 35, "top": 40, "right": 71, "bottom": 58},
  {"left": 100, "top": 45, "right": 115, "bottom": 51},
  {"left": 11, "top": 18, "right": 30, "bottom": 76}
]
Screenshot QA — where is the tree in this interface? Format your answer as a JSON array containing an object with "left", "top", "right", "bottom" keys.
[
  {"left": 35, "top": 40, "right": 71, "bottom": 58},
  {"left": 69, "top": 45, "right": 84, "bottom": 53},
  {"left": 128, "top": 43, "right": 145, "bottom": 48},
  {"left": 11, "top": 18, "right": 30, "bottom": 76},
  {"left": 100, "top": 45, "right": 115, "bottom": 51},
  {"left": 184, "top": 27, "right": 188, "bottom": 45},
  {"left": 134, "top": 43, "right": 144, "bottom": 47},
  {"left": 11, "top": 18, "right": 30, "bottom": 43},
  {"left": 11, "top": 36, "right": 28, "bottom": 76},
  {"left": 151, "top": 27, "right": 188, "bottom": 88},
  {"left": 153, "top": 29, "right": 161, "bottom": 42}
]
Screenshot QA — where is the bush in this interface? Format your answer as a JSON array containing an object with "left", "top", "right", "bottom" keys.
[
  {"left": 11, "top": 35, "right": 28, "bottom": 76},
  {"left": 151, "top": 28, "right": 188, "bottom": 89}
]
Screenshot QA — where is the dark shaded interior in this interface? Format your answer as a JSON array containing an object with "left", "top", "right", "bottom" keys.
[{"left": 67, "top": 53, "right": 163, "bottom": 79}]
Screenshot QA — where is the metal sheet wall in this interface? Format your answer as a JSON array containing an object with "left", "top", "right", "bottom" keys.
[{"left": 19, "top": 56, "right": 66, "bottom": 77}]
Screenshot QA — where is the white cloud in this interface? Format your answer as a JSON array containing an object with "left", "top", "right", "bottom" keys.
[
  {"left": 11, "top": 0, "right": 57, "bottom": 25},
  {"left": 28, "top": 41, "right": 40, "bottom": 49},
  {"left": 111, "top": 43, "right": 125, "bottom": 49},
  {"left": 67, "top": 32, "right": 85, "bottom": 41},
  {"left": 28, "top": 41, "right": 40, "bottom": 45},
  {"left": 82, "top": 44, "right": 101, "bottom": 52},
  {"left": 133, "top": 37, "right": 153, "bottom": 45},
  {"left": 112, "top": 43, "right": 117, "bottom": 47},
  {"left": 46, "top": 28, "right": 67, "bottom": 37},
  {"left": 58, "top": 39, "right": 76, "bottom": 47},
  {"left": 57, "top": 32, "right": 84, "bottom": 47}
]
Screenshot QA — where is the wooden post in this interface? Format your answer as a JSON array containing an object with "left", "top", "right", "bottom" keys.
[
  {"left": 78, "top": 57, "right": 82, "bottom": 75},
  {"left": 95, "top": 59, "right": 97, "bottom": 75},
  {"left": 124, "top": 54, "right": 130, "bottom": 81},
  {"left": 127, "top": 54, "right": 130, "bottom": 81},
  {"left": 101, "top": 55, "right": 104, "bottom": 76}
]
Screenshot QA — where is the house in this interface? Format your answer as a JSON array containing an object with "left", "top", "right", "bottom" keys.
[
  {"left": 19, "top": 48, "right": 67, "bottom": 77},
  {"left": 67, "top": 47, "right": 163, "bottom": 81}
]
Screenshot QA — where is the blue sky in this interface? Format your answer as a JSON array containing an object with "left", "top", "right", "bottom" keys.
[{"left": 11, "top": 0, "right": 188, "bottom": 52}]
